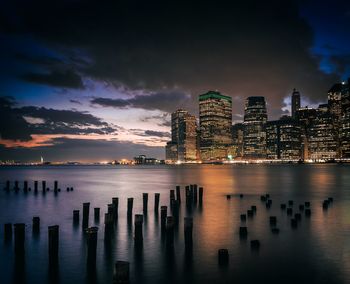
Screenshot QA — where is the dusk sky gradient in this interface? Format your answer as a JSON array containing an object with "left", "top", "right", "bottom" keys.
[{"left": 0, "top": 0, "right": 349, "bottom": 162}]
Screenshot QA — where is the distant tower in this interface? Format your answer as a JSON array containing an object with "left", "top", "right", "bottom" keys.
[
  {"left": 40, "top": 156, "right": 44, "bottom": 164},
  {"left": 291, "top": 88, "right": 301, "bottom": 118}
]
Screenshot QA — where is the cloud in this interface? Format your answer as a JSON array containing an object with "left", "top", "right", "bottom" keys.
[
  {"left": 91, "top": 91, "right": 192, "bottom": 113},
  {"left": 69, "top": 99, "right": 82, "bottom": 105},
  {"left": 144, "top": 130, "right": 170, "bottom": 138},
  {"left": 0, "top": 96, "right": 117, "bottom": 141},
  {"left": 21, "top": 69, "right": 84, "bottom": 89},
  {"left": 1, "top": 0, "right": 342, "bottom": 118}
]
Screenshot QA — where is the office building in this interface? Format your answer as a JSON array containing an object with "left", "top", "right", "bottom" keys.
[
  {"left": 243, "top": 96, "right": 267, "bottom": 159},
  {"left": 291, "top": 88, "right": 301, "bottom": 118},
  {"left": 199, "top": 91, "right": 232, "bottom": 160},
  {"left": 266, "top": 117, "right": 302, "bottom": 160}
]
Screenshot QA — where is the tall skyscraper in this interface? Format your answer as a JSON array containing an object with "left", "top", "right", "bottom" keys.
[
  {"left": 291, "top": 88, "right": 301, "bottom": 118},
  {"left": 166, "top": 109, "right": 197, "bottom": 162},
  {"left": 340, "top": 79, "right": 350, "bottom": 158},
  {"left": 231, "top": 123, "right": 244, "bottom": 158},
  {"left": 307, "top": 105, "right": 338, "bottom": 161},
  {"left": 199, "top": 91, "right": 232, "bottom": 161},
  {"left": 243, "top": 96, "right": 267, "bottom": 159},
  {"left": 266, "top": 117, "right": 302, "bottom": 160}
]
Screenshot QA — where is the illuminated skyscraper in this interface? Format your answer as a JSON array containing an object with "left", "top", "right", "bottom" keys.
[
  {"left": 243, "top": 96, "right": 267, "bottom": 159},
  {"left": 291, "top": 88, "right": 301, "bottom": 118},
  {"left": 340, "top": 79, "right": 350, "bottom": 158},
  {"left": 231, "top": 123, "right": 244, "bottom": 158},
  {"left": 199, "top": 91, "right": 232, "bottom": 161},
  {"left": 166, "top": 109, "right": 197, "bottom": 162},
  {"left": 266, "top": 117, "right": 302, "bottom": 160},
  {"left": 307, "top": 105, "right": 338, "bottom": 160}
]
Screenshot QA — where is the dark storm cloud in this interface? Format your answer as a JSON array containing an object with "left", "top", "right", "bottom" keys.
[
  {"left": 144, "top": 130, "right": 170, "bottom": 138},
  {"left": 91, "top": 91, "right": 192, "bottom": 113},
  {"left": 0, "top": 96, "right": 117, "bottom": 141},
  {"left": 0, "top": 138, "right": 164, "bottom": 162},
  {"left": 21, "top": 69, "right": 84, "bottom": 89},
  {"left": 0, "top": 0, "right": 342, "bottom": 118}
]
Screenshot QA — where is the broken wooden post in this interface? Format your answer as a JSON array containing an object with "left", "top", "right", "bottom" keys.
[
  {"left": 143, "top": 193, "right": 148, "bottom": 214},
  {"left": 199, "top": 187, "right": 203, "bottom": 205},
  {"left": 154, "top": 193, "right": 160, "bottom": 213},
  {"left": 176, "top": 186, "right": 181, "bottom": 203},
  {"left": 32, "top": 216, "right": 40, "bottom": 233},
  {"left": 94, "top": 208, "right": 100, "bottom": 221},
  {"left": 14, "top": 223, "right": 25, "bottom": 255},
  {"left": 48, "top": 225, "right": 59, "bottom": 263},
  {"left": 134, "top": 214, "right": 143, "bottom": 244},
  {"left": 127, "top": 198, "right": 134, "bottom": 218},
  {"left": 161, "top": 206, "right": 167, "bottom": 232},
  {"left": 218, "top": 249, "right": 229, "bottom": 265},
  {"left": 86, "top": 227, "right": 98, "bottom": 265},
  {"left": 114, "top": 261, "right": 130, "bottom": 284},
  {"left": 166, "top": 216, "right": 174, "bottom": 248},
  {"left": 82, "top": 202, "right": 90, "bottom": 229}
]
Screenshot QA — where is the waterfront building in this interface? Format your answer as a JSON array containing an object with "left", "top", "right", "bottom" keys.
[
  {"left": 307, "top": 105, "right": 338, "bottom": 160},
  {"left": 231, "top": 123, "right": 244, "bottom": 158},
  {"left": 291, "top": 88, "right": 301, "bottom": 118},
  {"left": 340, "top": 79, "right": 350, "bottom": 158},
  {"left": 199, "top": 91, "right": 232, "bottom": 161},
  {"left": 243, "top": 96, "right": 267, "bottom": 159},
  {"left": 295, "top": 107, "right": 317, "bottom": 160},
  {"left": 166, "top": 109, "right": 197, "bottom": 162},
  {"left": 266, "top": 117, "right": 302, "bottom": 160}
]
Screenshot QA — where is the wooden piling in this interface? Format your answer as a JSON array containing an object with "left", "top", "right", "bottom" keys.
[
  {"left": 134, "top": 214, "right": 143, "bottom": 243},
  {"left": 82, "top": 202, "right": 90, "bottom": 229},
  {"left": 112, "top": 197, "right": 119, "bottom": 219},
  {"left": 199, "top": 187, "right": 203, "bottom": 205},
  {"left": 114, "top": 261, "right": 130, "bottom": 284},
  {"left": 24, "top": 181, "right": 28, "bottom": 192},
  {"left": 73, "top": 210, "right": 80, "bottom": 223},
  {"left": 160, "top": 206, "right": 167, "bottom": 231},
  {"left": 127, "top": 198, "right": 134, "bottom": 217},
  {"left": 170, "top": 190, "right": 175, "bottom": 207},
  {"left": 251, "top": 205, "right": 257, "bottom": 212},
  {"left": 34, "top": 181, "right": 38, "bottom": 193},
  {"left": 240, "top": 214, "right": 246, "bottom": 222},
  {"left": 143, "top": 193, "right": 148, "bottom": 213},
  {"left": 176, "top": 186, "right": 181, "bottom": 203},
  {"left": 14, "top": 181, "right": 19, "bottom": 190},
  {"left": 42, "top": 181, "right": 46, "bottom": 193},
  {"left": 166, "top": 216, "right": 174, "bottom": 247},
  {"left": 94, "top": 208, "right": 100, "bottom": 221},
  {"left": 14, "top": 223, "right": 25, "bottom": 254},
  {"left": 239, "top": 226, "right": 248, "bottom": 238},
  {"left": 193, "top": 185, "right": 198, "bottom": 204},
  {"left": 6, "top": 180, "right": 10, "bottom": 191},
  {"left": 86, "top": 227, "right": 98, "bottom": 265},
  {"left": 32, "top": 217, "right": 40, "bottom": 232},
  {"left": 218, "top": 249, "right": 229, "bottom": 265},
  {"left": 48, "top": 225, "right": 59, "bottom": 262},
  {"left": 154, "top": 193, "right": 160, "bottom": 213}
]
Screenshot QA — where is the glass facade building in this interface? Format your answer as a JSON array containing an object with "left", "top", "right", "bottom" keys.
[
  {"left": 266, "top": 117, "right": 302, "bottom": 160},
  {"left": 199, "top": 91, "right": 232, "bottom": 161},
  {"left": 243, "top": 96, "right": 267, "bottom": 159},
  {"left": 166, "top": 109, "right": 197, "bottom": 162}
]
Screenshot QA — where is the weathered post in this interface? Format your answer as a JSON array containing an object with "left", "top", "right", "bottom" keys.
[
  {"left": 176, "top": 186, "right": 181, "bottom": 203},
  {"left": 161, "top": 206, "right": 167, "bottom": 232},
  {"left": 5, "top": 180, "right": 10, "bottom": 191},
  {"left": 104, "top": 213, "right": 114, "bottom": 237},
  {"left": 193, "top": 185, "right": 198, "bottom": 204},
  {"left": 199, "top": 187, "right": 203, "bottom": 205},
  {"left": 4, "top": 223, "right": 12, "bottom": 242},
  {"left": 218, "top": 249, "right": 229, "bottom": 265},
  {"left": 114, "top": 261, "right": 130, "bottom": 284},
  {"left": 127, "top": 198, "right": 133, "bottom": 218},
  {"left": 134, "top": 214, "right": 143, "bottom": 244},
  {"left": 112, "top": 197, "right": 119, "bottom": 220},
  {"left": 143, "top": 193, "right": 148, "bottom": 214},
  {"left": 14, "top": 180, "right": 19, "bottom": 191},
  {"left": 166, "top": 216, "right": 174, "bottom": 248},
  {"left": 94, "top": 208, "right": 100, "bottom": 221},
  {"left": 34, "top": 181, "right": 38, "bottom": 193},
  {"left": 14, "top": 223, "right": 25, "bottom": 254},
  {"left": 54, "top": 181, "right": 58, "bottom": 192},
  {"left": 239, "top": 226, "right": 248, "bottom": 238},
  {"left": 82, "top": 202, "right": 90, "bottom": 229},
  {"left": 154, "top": 193, "right": 160, "bottom": 213},
  {"left": 73, "top": 210, "right": 80, "bottom": 223},
  {"left": 86, "top": 227, "right": 98, "bottom": 265},
  {"left": 42, "top": 180, "right": 46, "bottom": 193},
  {"left": 24, "top": 181, "right": 28, "bottom": 192},
  {"left": 48, "top": 225, "right": 59, "bottom": 263},
  {"left": 32, "top": 216, "right": 40, "bottom": 233},
  {"left": 170, "top": 190, "right": 175, "bottom": 207},
  {"left": 184, "top": 217, "right": 193, "bottom": 250}
]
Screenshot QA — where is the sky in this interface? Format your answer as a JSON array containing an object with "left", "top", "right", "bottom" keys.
[{"left": 0, "top": 0, "right": 349, "bottom": 162}]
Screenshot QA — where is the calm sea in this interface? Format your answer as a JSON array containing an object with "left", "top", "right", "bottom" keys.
[{"left": 0, "top": 164, "right": 349, "bottom": 284}]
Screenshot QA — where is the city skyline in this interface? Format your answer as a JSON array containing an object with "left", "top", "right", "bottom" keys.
[{"left": 1, "top": 0, "right": 350, "bottom": 162}]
